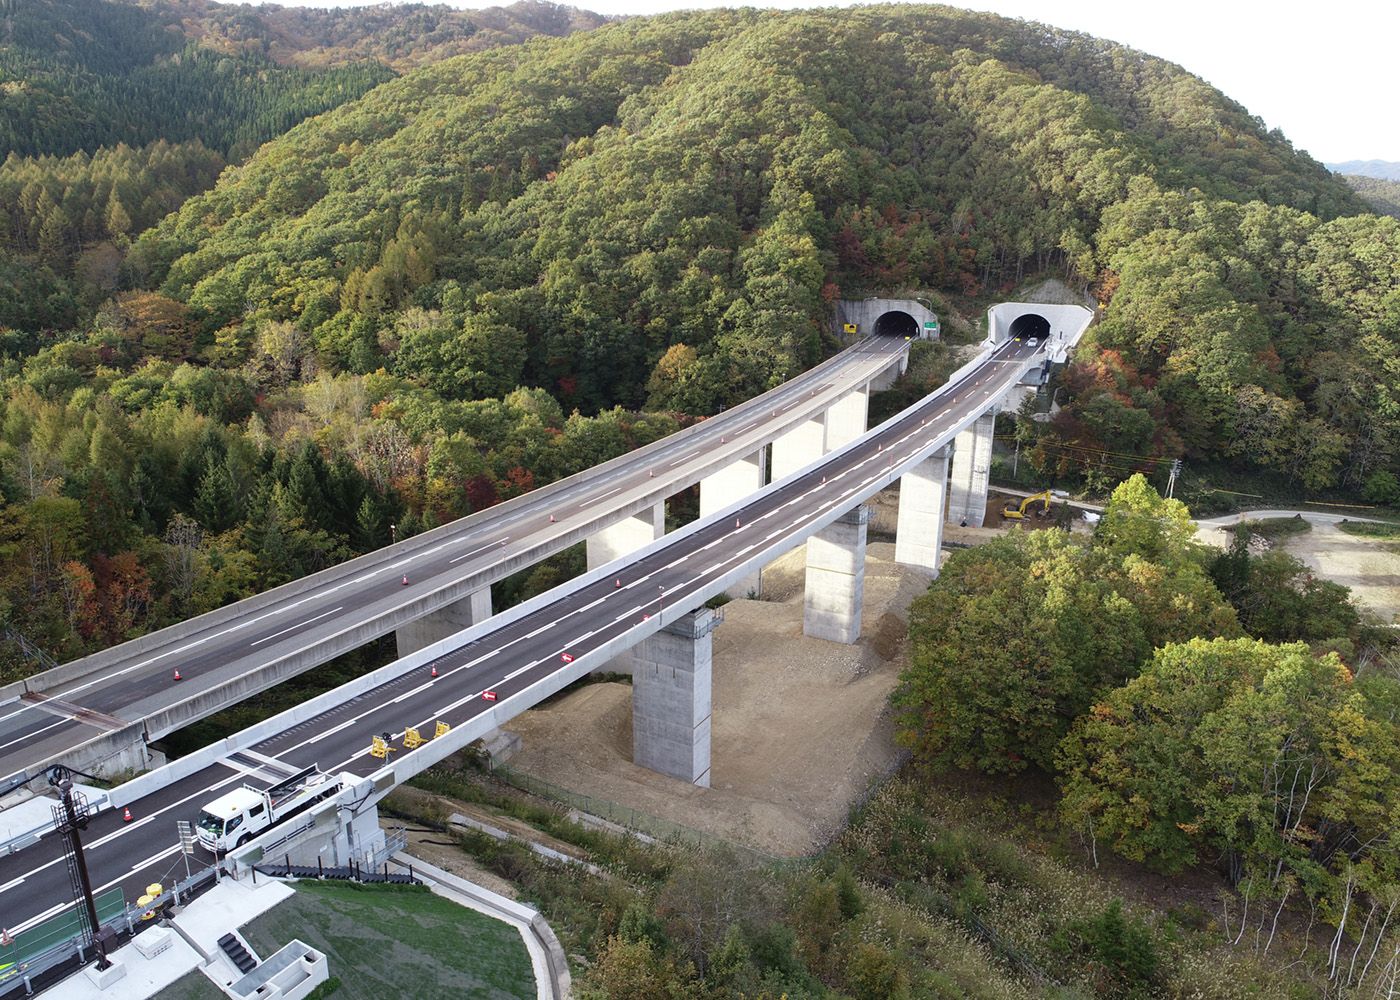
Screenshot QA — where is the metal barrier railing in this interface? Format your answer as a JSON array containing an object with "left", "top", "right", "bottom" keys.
[{"left": 0, "top": 866, "right": 218, "bottom": 997}]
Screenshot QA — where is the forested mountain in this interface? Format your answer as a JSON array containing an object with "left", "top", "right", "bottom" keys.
[
  {"left": 133, "top": 0, "right": 610, "bottom": 71},
  {"left": 1343, "top": 173, "right": 1400, "bottom": 218},
  {"left": 1, "top": 4, "right": 1394, "bottom": 671},
  {"left": 1327, "top": 158, "right": 1400, "bottom": 180},
  {"left": 0, "top": 0, "right": 395, "bottom": 159}
]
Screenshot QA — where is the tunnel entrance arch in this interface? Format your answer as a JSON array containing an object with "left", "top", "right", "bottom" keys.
[
  {"left": 873, "top": 310, "right": 919, "bottom": 338},
  {"left": 1008, "top": 313, "right": 1050, "bottom": 341}
]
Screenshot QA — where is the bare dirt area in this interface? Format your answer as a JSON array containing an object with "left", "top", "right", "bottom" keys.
[
  {"left": 1197, "top": 515, "right": 1400, "bottom": 623},
  {"left": 501, "top": 522, "right": 930, "bottom": 857}
]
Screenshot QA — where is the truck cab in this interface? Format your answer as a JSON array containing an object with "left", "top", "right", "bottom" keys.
[
  {"left": 196, "top": 787, "right": 267, "bottom": 852},
  {"left": 196, "top": 766, "right": 340, "bottom": 854}
]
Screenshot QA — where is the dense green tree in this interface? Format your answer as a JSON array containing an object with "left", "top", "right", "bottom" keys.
[{"left": 1057, "top": 638, "right": 1400, "bottom": 897}]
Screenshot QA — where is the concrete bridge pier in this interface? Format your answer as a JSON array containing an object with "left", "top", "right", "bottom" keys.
[
  {"left": 824, "top": 386, "right": 869, "bottom": 452},
  {"left": 803, "top": 505, "right": 868, "bottom": 644},
  {"left": 771, "top": 413, "right": 826, "bottom": 483},
  {"left": 587, "top": 505, "right": 665, "bottom": 673},
  {"left": 699, "top": 448, "right": 766, "bottom": 597},
  {"left": 948, "top": 410, "right": 996, "bottom": 528},
  {"left": 894, "top": 449, "right": 949, "bottom": 576},
  {"left": 631, "top": 609, "right": 716, "bottom": 787},
  {"left": 395, "top": 587, "right": 492, "bottom": 658},
  {"left": 587, "top": 505, "right": 666, "bottom": 570}
]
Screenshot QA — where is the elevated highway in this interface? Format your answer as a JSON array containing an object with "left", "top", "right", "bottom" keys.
[
  {"left": 0, "top": 337, "right": 907, "bottom": 781},
  {"left": 0, "top": 329, "right": 1062, "bottom": 943}
]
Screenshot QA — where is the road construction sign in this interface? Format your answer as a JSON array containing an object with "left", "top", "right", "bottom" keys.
[{"left": 843, "top": 323, "right": 858, "bottom": 334}]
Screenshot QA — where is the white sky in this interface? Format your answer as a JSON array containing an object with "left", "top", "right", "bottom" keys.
[{"left": 276, "top": 0, "right": 1400, "bottom": 162}]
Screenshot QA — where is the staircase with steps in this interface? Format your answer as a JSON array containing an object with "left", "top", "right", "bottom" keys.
[{"left": 218, "top": 932, "right": 258, "bottom": 975}]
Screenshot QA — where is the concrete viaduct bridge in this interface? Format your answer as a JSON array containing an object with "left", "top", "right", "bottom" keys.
[{"left": 0, "top": 302, "right": 1091, "bottom": 951}]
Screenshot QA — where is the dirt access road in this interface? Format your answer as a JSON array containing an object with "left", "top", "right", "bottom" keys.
[{"left": 1197, "top": 510, "right": 1400, "bottom": 623}]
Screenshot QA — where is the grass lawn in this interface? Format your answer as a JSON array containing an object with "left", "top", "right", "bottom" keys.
[
  {"left": 1338, "top": 519, "right": 1400, "bottom": 538},
  {"left": 1239, "top": 514, "right": 1312, "bottom": 539},
  {"left": 158, "top": 880, "right": 534, "bottom": 1000},
  {"left": 154, "top": 971, "right": 223, "bottom": 1000}
]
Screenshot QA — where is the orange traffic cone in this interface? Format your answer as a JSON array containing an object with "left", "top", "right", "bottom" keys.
[
  {"left": 401, "top": 575, "right": 409, "bottom": 586},
  {"left": 615, "top": 579, "right": 621, "bottom": 588},
  {"left": 122, "top": 807, "right": 133, "bottom": 823},
  {"left": 431, "top": 666, "right": 438, "bottom": 678},
  {"left": 549, "top": 514, "right": 555, "bottom": 523},
  {"left": 173, "top": 669, "right": 182, "bottom": 682},
  {"left": 735, "top": 517, "right": 741, "bottom": 528}
]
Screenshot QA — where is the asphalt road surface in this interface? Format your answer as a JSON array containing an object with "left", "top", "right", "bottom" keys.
[
  {"left": 0, "top": 337, "right": 907, "bottom": 777},
  {"left": 0, "top": 335, "right": 1037, "bottom": 943}
]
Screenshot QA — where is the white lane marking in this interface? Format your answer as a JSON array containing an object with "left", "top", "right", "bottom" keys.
[
  {"left": 0, "top": 345, "right": 912, "bottom": 731},
  {"left": 2, "top": 347, "right": 1018, "bottom": 925},
  {"left": 128, "top": 845, "right": 180, "bottom": 872},
  {"left": 89, "top": 815, "right": 154, "bottom": 847},
  {"left": 0, "top": 876, "right": 24, "bottom": 893},
  {"left": 0, "top": 717, "right": 71, "bottom": 753},
  {"left": 250, "top": 607, "right": 343, "bottom": 647},
  {"left": 578, "top": 486, "right": 622, "bottom": 509},
  {"left": 449, "top": 538, "right": 508, "bottom": 565}
]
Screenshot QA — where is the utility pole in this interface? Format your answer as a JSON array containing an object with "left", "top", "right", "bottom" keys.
[
  {"left": 50, "top": 770, "right": 110, "bottom": 971},
  {"left": 1166, "top": 458, "right": 1182, "bottom": 499}
]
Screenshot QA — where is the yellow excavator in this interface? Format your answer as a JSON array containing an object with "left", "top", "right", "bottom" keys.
[{"left": 1002, "top": 491, "right": 1052, "bottom": 520}]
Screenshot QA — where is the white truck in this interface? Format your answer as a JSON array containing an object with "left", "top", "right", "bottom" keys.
[{"left": 196, "top": 765, "right": 343, "bottom": 853}]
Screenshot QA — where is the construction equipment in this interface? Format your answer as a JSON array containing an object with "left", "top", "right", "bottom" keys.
[{"left": 1002, "top": 491, "right": 1053, "bottom": 521}]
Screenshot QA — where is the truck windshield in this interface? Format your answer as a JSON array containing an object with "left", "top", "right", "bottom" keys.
[{"left": 196, "top": 812, "right": 224, "bottom": 836}]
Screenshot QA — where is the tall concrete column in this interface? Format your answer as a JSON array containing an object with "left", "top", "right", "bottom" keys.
[
  {"left": 587, "top": 505, "right": 665, "bottom": 673},
  {"left": 586, "top": 504, "right": 665, "bottom": 570},
  {"left": 396, "top": 587, "right": 492, "bottom": 657},
  {"left": 824, "top": 386, "right": 868, "bottom": 452},
  {"left": 632, "top": 609, "right": 717, "bottom": 787},
  {"left": 895, "top": 449, "right": 949, "bottom": 576},
  {"left": 699, "top": 448, "right": 765, "bottom": 598},
  {"left": 803, "top": 505, "right": 868, "bottom": 644},
  {"left": 948, "top": 410, "right": 995, "bottom": 528},
  {"left": 771, "top": 414, "right": 826, "bottom": 483},
  {"left": 699, "top": 447, "right": 766, "bottom": 518}
]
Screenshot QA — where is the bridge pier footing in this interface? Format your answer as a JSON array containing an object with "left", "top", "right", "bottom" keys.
[
  {"left": 895, "top": 449, "right": 949, "bottom": 577},
  {"left": 395, "top": 587, "right": 492, "bottom": 658},
  {"left": 631, "top": 609, "right": 716, "bottom": 787},
  {"left": 803, "top": 505, "right": 868, "bottom": 644},
  {"left": 949, "top": 410, "right": 995, "bottom": 528},
  {"left": 699, "top": 448, "right": 766, "bottom": 597}
]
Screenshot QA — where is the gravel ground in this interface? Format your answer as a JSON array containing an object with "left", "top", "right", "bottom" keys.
[{"left": 502, "top": 514, "right": 929, "bottom": 857}]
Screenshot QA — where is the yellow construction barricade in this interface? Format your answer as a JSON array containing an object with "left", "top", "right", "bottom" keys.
[
  {"left": 434, "top": 721, "right": 450, "bottom": 739},
  {"left": 403, "top": 726, "right": 424, "bottom": 749},
  {"left": 370, "top": 734, "right": 397, "bottom": 758}
]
